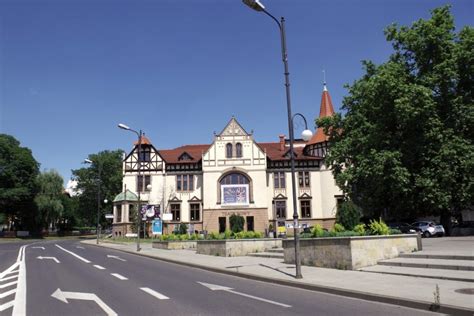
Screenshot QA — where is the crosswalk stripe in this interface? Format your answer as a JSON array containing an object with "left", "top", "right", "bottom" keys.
[
  {"left": 0, "top": 275, "right": 18, "bottom": 282},
  {"left": 111, "top": 273, "right": 128, "bottom": 280},
  {"left": 0, "top": 288, "right": 16, "bottom": 299},
  {"left": 0, "top": 281, "right": 17, "bottom": 289},
  {"left": 0, "top": 300, "right": 14, "bottom": 312},
  {"left": 140, "top": 287, "right": 169, "bottom": 300},
  {"left": 94, "top": 265, "right": 106, "bottom": 270}
]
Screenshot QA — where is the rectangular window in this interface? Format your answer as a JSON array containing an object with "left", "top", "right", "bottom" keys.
[
  {"left": 139, "top": 148, "right": 151, "bottom": 162},
  {"left": 171, "top": 204, "right": 181, "bottom": 221},
  {"left": 190, "top": 203, "right": 200, "bottom": 221},
  {"left": 301, "top": 200, "right": 311, "bottom": 218},
  {"left": 117, "top": 205, "right": 122, "bottom": 222},
  {"left": 137, "top": 175, "right": 151, "bottom": 192},
  {"left": 273, "top": 172, "right": 286, "bottom": 189},
  {"left": 275, "top": 200, "right": 286, "bottom": 218},
  {"left": 298, "top": 171, "right": 310, "bottom": 188},
  {"left": 176, "top": 175, "right": 194, "bottom": 192}
]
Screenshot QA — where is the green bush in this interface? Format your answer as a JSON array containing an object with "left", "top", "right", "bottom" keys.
[
  {"left": 208, "top": 231, "right": 220, "bottom": 240},
  {"left": 229, "top": 214, "right": 245, "bottom": 233},
  {"left": 389, "top": 228, "right": 402, "bottom": 235},
  {"left": 224, "top": 229, "right": 232, "bottom": 239},
  {"left": 353, "top": 224, "right": 366, "bottom": 235},
  {"left": 311, "top": 224, "right": 326, "bottom": 237},
  {"left": 336, "top": 201, "right": 362, "bottom": 231},
  {"left": 177, "top": 223, "right": 188, "bottom": 235},
  {"left": 333, "top": 223, "right": 345, "bottom": 232},
  {"left": 368, "top": 218, "right": 390, "bottom": 235}
]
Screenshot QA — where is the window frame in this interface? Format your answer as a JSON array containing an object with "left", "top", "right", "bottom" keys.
[
  {"left": 275, "top": 200, "right": 286, "bottom": 219},
  {"left": 137, "top": 175, "right": 151, "bottom": 192},
  {"left": 273, "top": 172, "right": 286, "bottom": 189},
  {"left": 189, "top": 203, "right": 200, "bottom": 221},
  {"left": 298, "top": 171, "right": 310, "bottom": 188},
  {"left": 300, "top": 200, "right": 311, "bottom": 218},
  {"left": 176, "top": 174, "right": 194, "bottom": 192},
  {"left": 236, "top": 142, "right": 242, "bottom": 158},
  {"left": 226, "top": 143, "right": 233, "bottom": 158},
  {"left": 170, "top": 203, "right": 181, "bottom": 221}
]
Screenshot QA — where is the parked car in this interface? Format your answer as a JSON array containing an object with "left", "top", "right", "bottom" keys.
[
  {"left": 387, "top": 222, "right": 421, "bottom": 234},
  {"left": 411, "top": 221, "right": 445, "bottom": 237}
]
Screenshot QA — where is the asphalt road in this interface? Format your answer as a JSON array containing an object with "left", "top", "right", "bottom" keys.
[{"left": 0, "top": 239, "right": 441, "bottom": 315}]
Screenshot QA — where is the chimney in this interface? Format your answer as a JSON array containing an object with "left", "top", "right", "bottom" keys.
[{"left": 279, "top": 135, "right": 285, "bottom": 151}]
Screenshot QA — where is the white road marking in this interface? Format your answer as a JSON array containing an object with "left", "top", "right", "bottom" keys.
[
  {"left": 12, "top": 245, "right": 27, "bottom": 315},
  {"left": 0, "top": 288, "right": 16, "bottom": 299},
  {"left": 51, "top": 288, "right": 117, "bottom": 316},
  {"left": 107, "top": 255, "right": 126, "bottom": 262},
  {"left": 0, "top": 300, "right": 14, "bottom": 312},
  {"left": 110, "top": 273, "right": 128, "bottom": 280},
  {"left": 0, "top": 280, "right": 18, "bottom": 289},
  {"left": 94, "top": 265, "right": 106, "bottom": 270},
  {"left": 55, "top": 244, "right": 91, "bottom": 263},
  {"left": 197, "top": 282, "right": 292, "bottom": 308},
  {"left": 140, "top": 287, "right": 169, "bottom": 300},
  {"left": 0, "top": 262, "right": 19, "bottom": 279},
  {"left": 31, "top": 246, "right": 45, "bottom": 250},
  {"left": 76, "top": 246, "right": 85, "bottom": 249},
  {"left": 37, "top": 256, "right": 60, "bottom": 263},
  {"left": 0, "top": 275, "right": 18, "bottom": 282}
]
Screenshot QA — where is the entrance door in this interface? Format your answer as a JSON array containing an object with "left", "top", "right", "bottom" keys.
[
  {"left": 246, "top": 216, "right": 254, "bottom": 232},
  {"left": 218, "top": 217, "right": 226, "bottom": 233}
]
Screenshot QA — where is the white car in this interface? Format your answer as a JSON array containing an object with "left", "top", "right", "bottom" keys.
[{"left": 411, "top": 221, "right": 445, "bottom": 237}]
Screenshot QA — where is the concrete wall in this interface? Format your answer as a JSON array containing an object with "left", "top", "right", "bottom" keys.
[
  {"left": 152, "top": 240, "right": 197, "bottom": 250},
  {"left": 283, "top": 235, "right": 419, "bottom": 270},
  {"left": 197, "top": 239, "right": 282, "bottom": 257}
]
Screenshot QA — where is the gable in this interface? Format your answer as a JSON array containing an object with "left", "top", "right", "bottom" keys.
[{"left": 218, "top": 117, "right": 250, "bottom": 137}]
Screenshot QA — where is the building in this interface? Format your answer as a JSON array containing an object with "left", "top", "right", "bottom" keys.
[{"left": 112, "top": 84, "right": 342, "bottom": 236}]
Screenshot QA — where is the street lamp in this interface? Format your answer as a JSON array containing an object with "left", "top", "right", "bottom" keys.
[
  {"left": 243, "top": 0, "right": 310, "bottom": 279},
  {"left": 118, "top": 123, "right": 144, "bottom": 252},
  {"left": 84, "top": 158, "right": 102, "bottom": 245}
]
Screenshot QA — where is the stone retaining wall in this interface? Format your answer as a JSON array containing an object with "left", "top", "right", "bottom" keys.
[
  {"left": 283, "top": 234, "right": 419, "bottom": 270},
  {"left": 197, "top": 239, "right": 282, "bottom": 257},
  {"left": 152, "top": 240, "right": 197, "bottom": 250}
]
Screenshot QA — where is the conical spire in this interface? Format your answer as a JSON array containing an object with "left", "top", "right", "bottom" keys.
[{"left": 307, "top": 82, "right": 335, "bottom": 145}]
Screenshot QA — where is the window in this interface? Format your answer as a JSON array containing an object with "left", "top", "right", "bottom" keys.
[
  {"left": 236, "top": 143, "right": 242, "bottom": 158},
  {"left": 298, "top": 171, "right": 310, "bottom": 188},
  {"left": 176, "top": 174, "right": 194, "bottom": 191},
  {"left": 220, "top": 173, "right": 249, "bottom": 185},
  {"left": 116, "top": 205, "right": 122, "bottom": 222},
  {"left": 275, "top": 200, "right": 286, "bottom": 218},
  {"left": 171, "top": 204, "right": 180, "bottom": 221},
  {"left": 137, "top": 175, "right": 151, "bottom": 192},
  {"left": 301, "top": 200, "right": 311, "bottom": 218},
  {"left": 226, "top": 143, "right": 233, "bottom": 158},
  {"left": 190, "top": 203, "right": 200, "bottom": 221},
  {"left": 273, "top": 172, "right": 286, "bottom": 189},
  {"left": 139, "top": 147, "right": 151, "bottom": 162}
]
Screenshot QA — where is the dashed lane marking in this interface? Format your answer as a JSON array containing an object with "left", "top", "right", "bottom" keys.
[
  {"left": 140, "top": 287, "right": 169, "bottom": 300},
  {"left": 110, "top": 273, "right": 128, "bottom": 280}
]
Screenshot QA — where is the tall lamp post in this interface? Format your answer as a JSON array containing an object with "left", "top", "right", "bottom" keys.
[
  {"left": 118, "top": 123, "right": 144, "bottom": 252},
  {"left": 243, "top": 0, "right": 312, "bottom": 279},
  {"left": 84, "top": 158, "right": 102, "bottom": 245}
]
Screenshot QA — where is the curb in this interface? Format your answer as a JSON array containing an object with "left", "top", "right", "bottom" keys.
[{"left": 84, "top": 241, "right": 474, "bottom": 315}]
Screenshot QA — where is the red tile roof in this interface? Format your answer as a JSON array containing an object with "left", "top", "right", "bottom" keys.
[
  {"left": 133, "top": 136, "right": 152, "bottom": 145},
  {"left": 158, "top": 144, "right": 211, "bottom": 164},
  {"left": 258, "top": 142, "right": 321, "bottom": 161}
]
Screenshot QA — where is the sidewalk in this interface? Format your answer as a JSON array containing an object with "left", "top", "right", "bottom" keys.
[{"left": 82, "top": 238, "right": 474, "bottom": 315}]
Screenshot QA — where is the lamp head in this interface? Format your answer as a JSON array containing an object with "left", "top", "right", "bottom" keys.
[
  {"left": 104, "top": 199, "right": 108, "bottom": 204},
  {"left": 146, "top": 184, "right": 152, "bottom": 191},
  {"left": 301, "top": 129, "right": 313, "bottom": 142},
  {"left": 242, "top": 0, "right": 265, "bottom": 11},
  {"left": 84, "top": 159, "right": 93, "bottom": 164},
  {"left": 118, "top": 123, "right": 130, "bottom": 130}
]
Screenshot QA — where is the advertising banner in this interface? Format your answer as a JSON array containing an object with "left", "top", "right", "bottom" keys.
[
  {"left": 152, "top": 219, "right": 163, "bottom": 235},
  {"left": 221, "top": 184, "right": 249, "bottom": 206}
]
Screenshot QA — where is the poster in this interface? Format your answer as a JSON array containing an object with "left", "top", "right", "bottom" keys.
[
  {"left": 152, "top": 219, "right": 162, "bottom": 235},
  {"left": 221, "top": 184, "right": 249, "bottom": 205}
]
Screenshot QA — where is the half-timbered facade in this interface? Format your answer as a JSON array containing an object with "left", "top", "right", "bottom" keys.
[{"left": 113, "top": 84, "right": 342, "bottom": 236}]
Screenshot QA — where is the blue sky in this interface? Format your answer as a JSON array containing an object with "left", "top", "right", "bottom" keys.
[{"left": 1, "top": 0, "right": 472, "bottom": 185}]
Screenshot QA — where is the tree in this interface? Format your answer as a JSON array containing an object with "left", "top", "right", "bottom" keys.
[
  {"left": 0, "top": 134, "right": 39, "bottom": 231},
  {"left": 229, "top": 214, "right": 245, "bottom": 233},
  {"left": 72, "top": 150, "right": 124, "bottom": 226},
  {"left": 34, "top": 170, "right": 64, "bottom": 231},
  {"left": 319, "top": 6, "right": 473, "bottom": 235}
]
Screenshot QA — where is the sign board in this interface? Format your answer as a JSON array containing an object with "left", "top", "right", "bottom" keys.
[
  {"left": 105, "top": 214, "right": 114, "bottom": 219},
  {"left": 152, "top": 219, "right": 163, "bottom": 235},
  {"left": 162, "top": 213, "right": 173, "bottom": 221},
  {"left": 221, "top": 184, "right": 249, "bottom": 206}
]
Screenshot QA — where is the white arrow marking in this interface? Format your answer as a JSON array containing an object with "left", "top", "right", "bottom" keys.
[
  {"left": 110, "top": 273, "right": 128, "bottom": 280},
  {"left": 37, "top": 256, "right": 60, "bottom": 263},
  {"left": 197, "top": 282, "right": 292, "bottom": 308},
  {"left": 107, "top": 255, "right": 126, "bottom": 262},
  {"left": 51, "top": 288, "right": 117, "bottom": 316},
  {"left": 0, "top": 300, "right": 14, "bottom": 312},
  {"left": 0, "top": 281, "right": 17, "bottom": 289},
  {"left": 55, "top": 244, "right": 91, "bottom": 263},
  {"left": 140, "top": 287, "right": 169, "bottom": 300},
  {"left": 32, "top": 246, "right": 45, "bottom": 250}
]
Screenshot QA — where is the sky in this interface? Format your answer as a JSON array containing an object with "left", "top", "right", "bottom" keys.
[{"left": 1, "top": 0, "right": 472, "bottom": 185}]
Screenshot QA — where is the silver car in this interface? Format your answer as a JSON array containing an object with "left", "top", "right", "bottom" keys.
[{"left": 411, "top": 221, "right": 445, "bottom": 237}]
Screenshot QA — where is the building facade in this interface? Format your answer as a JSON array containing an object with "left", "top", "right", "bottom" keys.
[{"left": 112, "top": 85, "right": 342, "bottom": 236}]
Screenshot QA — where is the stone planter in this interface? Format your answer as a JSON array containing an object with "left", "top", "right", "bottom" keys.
[
  {"left": 152, "top": 240, "right": 197, "bottom": 250},
  {"left": 197, "top": 239, "right": 282, "bottom": 257},
  {"left": 283, "top": 234, "right": 420, "bottom": 270}
]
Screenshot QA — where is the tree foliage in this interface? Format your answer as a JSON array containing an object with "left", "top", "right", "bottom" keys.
[
  {"left": 0, "top": 134, "right": 39, "bottom": 230},
  {"left": 34, "top": 170, "right": 64, "bottom": 230},
  {"left": 336, "top": 201, "right": 362, "bottom": 231},
  {"left": 71, "top": 150, "right": 124, "bottom": 226},
  {"left": 319, "top": 6, "right": 473, "bottom": 233},
  {"left": 229, "top": 214, "right": 245, "bottom": 233}
]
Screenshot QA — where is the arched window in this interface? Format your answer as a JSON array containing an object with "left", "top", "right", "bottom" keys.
[
  {"left": 226, "top": 143, "right": 233, "bottom": 158},
  {"left": 220, "top": 173, "right": 249, "bottom": 185},
  {"left": 218, "top": 172, "right": 253, "bottom": 205},
  {"left": 236, "top": 143, "right": 242, "bottom": 158}
]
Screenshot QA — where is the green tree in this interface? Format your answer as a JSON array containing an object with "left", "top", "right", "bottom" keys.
[
  {"left": 0, "top": 134, "right": 39, "bottom": 231},
  {"left": 229, "top": 214, "right": 245, "bottom": 233},
  {"left": 319, "top": 6, "right": 473, "bottom": 234},
  {"left": 34, "top": 170, "right": 64, "bottom": 230},
  {"left": 336, "top": 201, "right": 362, "bottom": 231},
  {"left": 72, "top": 150, "right": 124, "bottom": 226}
]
